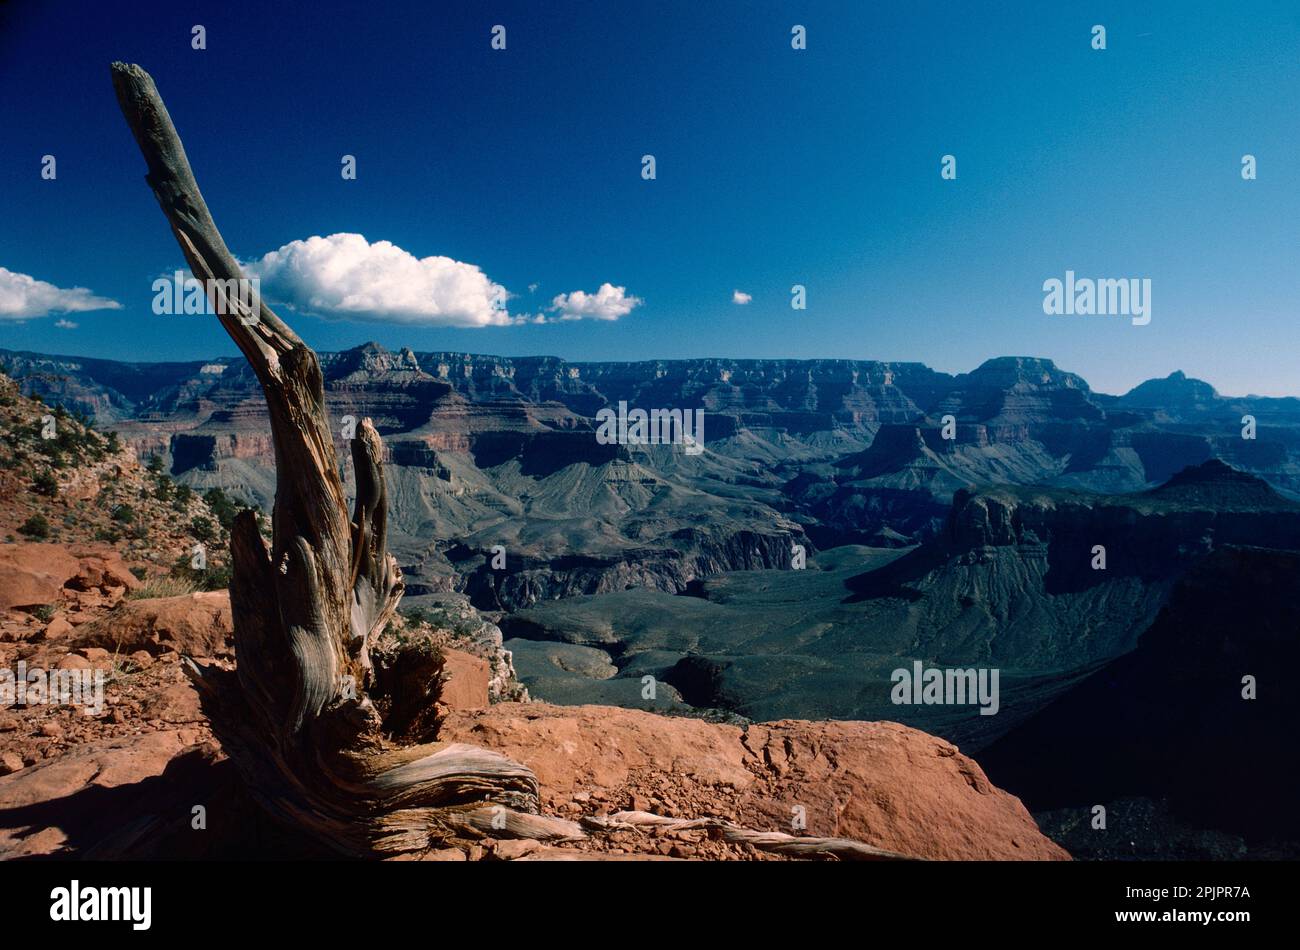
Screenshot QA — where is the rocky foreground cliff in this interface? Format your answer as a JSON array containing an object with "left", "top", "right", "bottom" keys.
[
  {"left": 0, "top": 372, "right": 1066, "bottom": 860},
  {"left": 0, "top": 546, "right": 1065, "bottom": 861}
]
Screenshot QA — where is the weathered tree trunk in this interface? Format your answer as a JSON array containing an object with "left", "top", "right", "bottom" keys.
[{"left": 109, "top": 61, "right": 575, "bottom": 857}]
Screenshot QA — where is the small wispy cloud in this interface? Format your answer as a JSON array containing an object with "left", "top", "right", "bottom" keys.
[
  {"left": 0, "top": 267, "right": 122, "bottom": 321},
  {"left": 732, "top": 290, "right": 752, "bottom": 305},
  {"left": 54, "top": 318, "right": 79, "bottom": 329}
]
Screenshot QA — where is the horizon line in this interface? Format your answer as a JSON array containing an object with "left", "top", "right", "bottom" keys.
[{"left": 1, "top": 343, "right": 1296, "bottom": 403}]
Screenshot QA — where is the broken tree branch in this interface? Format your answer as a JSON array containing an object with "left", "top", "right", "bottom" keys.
[{"left": 581, "top": 811, "right": 915, "bottom": 861}]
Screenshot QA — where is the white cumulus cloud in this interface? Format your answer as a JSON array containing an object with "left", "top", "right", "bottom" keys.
[
  {"left": 241, "top": 233, "right": 512, "bottom": 328},
  {"left": 54, "top": 319, "right": 79, "bottom": 329},
  {"left": 0, "top": 267, "right": 122, "bottom": 321},
  {"left": 233, "top": 234, "right": 641, "bottom": 329},
  {"left": 547, "top": 283, "right": 642, "bottom": 322},
  {"left": 732, "top": 290, "right": 752, "bottom": 305}
]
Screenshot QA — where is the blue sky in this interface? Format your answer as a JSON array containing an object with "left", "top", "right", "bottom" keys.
[{"left": 1, "top": 0, "right": 1297, "bottom": 395}]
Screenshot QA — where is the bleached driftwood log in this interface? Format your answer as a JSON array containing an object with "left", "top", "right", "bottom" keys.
[
  {"left": 582, "top": 811, "right": 914, "bottom": 861},
  {"left": 111, "top": 61, "right": 545, "bottom": 856}
]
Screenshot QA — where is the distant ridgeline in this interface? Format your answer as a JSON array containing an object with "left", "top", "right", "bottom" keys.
[{"left": 1, "top": 345, "right": 1297, "bottom": 607}]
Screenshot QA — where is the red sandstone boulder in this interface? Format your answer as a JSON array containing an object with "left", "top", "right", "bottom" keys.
[
  {"left": 0, "top": 543, "right": 140, "bottom": 613},
  {"left": 67, "top": 547, "right": 140, "bottom": 594},
  {"left": 0, "top": 544, "right": 80, "bottom": 611},
  {"left": 75, "top": 590, "right": 232, "bottom": 657},
  {"left": 438, "top": 703, "right": 1069, "bottom": 861}
]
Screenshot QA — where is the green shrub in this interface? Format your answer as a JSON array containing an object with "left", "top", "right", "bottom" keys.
[
  {"left": 18, "top": 514, "right": 50, "bottom": 539},
  {"left": 34, "top": 439, "right": 66, "bottom": 468},
  {"left": 202, "top": 487, "right": 245, "bottom": 530},
  {"left": 201, "top": 561, "right": 232, "bottom": 590},
  {"left": 31, "top": 470, "right": 58, "bottom": 497},
  {"left": 169, "top": 555, "right": 232, "bottom": 592},
  {"left": 400, "top": 606, "right": 431, "bottom": 626},
  {"left": 189, "top": 515, "right": 216, "bottom": 543},
  {"left": 54, "top": 428, "right": 79, "bottom": 453},
  {"left": 172, "top": 483, "right": 194, "bottom": 510}
]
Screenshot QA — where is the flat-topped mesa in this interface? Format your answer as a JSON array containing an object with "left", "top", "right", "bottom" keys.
[
  {"left": 404, "top": 353, "right": 952, "bottom": 420},
  {"left": 323, "top": 341, "right": 427, "bottom": 380}
]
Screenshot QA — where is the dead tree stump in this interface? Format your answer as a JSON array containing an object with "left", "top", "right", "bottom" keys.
[{"left": 110, "top": 61, "right": 575, "bottom": 857}]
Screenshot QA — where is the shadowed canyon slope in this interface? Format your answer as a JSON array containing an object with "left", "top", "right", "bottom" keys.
[{"left": 501, "top": 461, "right": 1300, "bottom": 752}]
